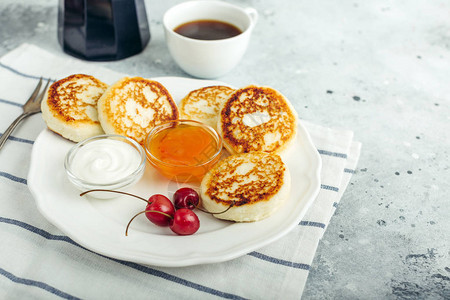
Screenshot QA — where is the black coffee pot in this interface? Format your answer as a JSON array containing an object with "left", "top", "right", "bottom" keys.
[{"left": 58, "top": 0, "right": 150, "bottom": 61}]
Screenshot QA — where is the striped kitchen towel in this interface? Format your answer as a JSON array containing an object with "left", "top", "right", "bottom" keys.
[{"left": 0, "top": 44, "right": 360, "bottom": 299}]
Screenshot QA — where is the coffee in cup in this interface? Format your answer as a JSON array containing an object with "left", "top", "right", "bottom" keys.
[{"left": 163, "top": 0, "right": 258, "bottom": 78}]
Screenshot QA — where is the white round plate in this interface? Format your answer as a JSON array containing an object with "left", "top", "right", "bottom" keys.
[{"left": 28, "top": 77, "right": 321, "bottom": 267}]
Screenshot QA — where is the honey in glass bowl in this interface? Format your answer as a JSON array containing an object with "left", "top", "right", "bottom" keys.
[{"left": 145, "top": 120, "right": 223, "bottom": 182}]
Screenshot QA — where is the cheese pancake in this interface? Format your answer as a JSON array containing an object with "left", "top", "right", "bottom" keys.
[
  {"left": 200, "top": 152, "right": 290, "bottom": 222},
  {"left": 97, "top": 77, "right": 179, "bottom": 145},
  {"left": 179, "top": 85, "right": 235, "bottom": 129},
  {"left": 41, "top": 74, "right": 108, "bottom": 142},
  {"left": 217, "top": 85, "right": 298, "bottom": 154}
]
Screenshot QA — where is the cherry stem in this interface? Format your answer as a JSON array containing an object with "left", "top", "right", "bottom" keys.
[
  {"left": 80, "top": 189, "right": 149, "bottom": 203},
  {"left": 125, "top": 210, "right": 173, "bottom": 236},
  {"left": 192, "top": 201, "right": 235, "bottom": 215}
]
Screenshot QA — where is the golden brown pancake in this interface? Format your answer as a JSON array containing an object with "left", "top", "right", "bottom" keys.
[
  {"left": 179, "top": 85, "right": 235, "bottom": 130},
  {"left": 217, "top": 85, "right": 298, "bottom": 155},
  {"left": 41, "top": 74, "right": 108, "bottom": 142},
  {"left": 200, "top": 151, "right": 291, "bottom": 222},
  {"left": 97, "top": 77, "right": 179, "bottom": 145}
]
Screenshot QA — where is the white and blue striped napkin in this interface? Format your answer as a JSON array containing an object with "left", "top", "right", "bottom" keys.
[{"left": 0, "top": 44, "right": 361, "bottom": 299}]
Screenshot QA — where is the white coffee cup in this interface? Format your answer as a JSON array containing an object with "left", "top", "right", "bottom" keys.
[{"left": 163, "top": 0, "right": 258, "bottom": 79}]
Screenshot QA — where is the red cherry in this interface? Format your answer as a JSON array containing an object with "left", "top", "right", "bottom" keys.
[
  {"left": 173, "top": 187, "right": 200, "bottom": 210},
  {"left": 170, "top": 209, "right": 200, "bottom": 235},
  {"left": 145, "top": 194, "right": 175, "bottom": 227}
]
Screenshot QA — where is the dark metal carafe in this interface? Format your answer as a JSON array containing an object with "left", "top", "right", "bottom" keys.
[{"left": 58, "top": 0, "right": 150, "bottom": 61}]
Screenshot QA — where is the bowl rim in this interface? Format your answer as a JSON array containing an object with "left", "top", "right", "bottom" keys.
[
  {"left": 144, "top": 119, "right": 223, "bottom": 169},
  {"left": 64, "top": 134, "right": 146, "bottom": 188}
]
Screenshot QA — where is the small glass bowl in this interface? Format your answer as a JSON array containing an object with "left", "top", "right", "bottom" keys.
[
  {"left": 64, "top": 134, "right": 146, "bottom": 199},
  {"left": 145, "top": 120, "right": 223, "bottom": 183}
]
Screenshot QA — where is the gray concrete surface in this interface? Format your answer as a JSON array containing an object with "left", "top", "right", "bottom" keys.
[{"left": 1, "top": 0, "right": 449, "bottom": 298}]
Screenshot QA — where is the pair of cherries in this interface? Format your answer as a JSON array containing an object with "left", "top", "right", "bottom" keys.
[
  {"left": 80, "top": 187, "right": 200, "bottom": 235},
  {"left": 81, "top": 187, "right": 201, "bottom": 235},
  {"left": 132, "top": 187, "right": 201, "bottom": 236},
  {"left": 82, "top": 187, "right": 234, "bottom": 236}
]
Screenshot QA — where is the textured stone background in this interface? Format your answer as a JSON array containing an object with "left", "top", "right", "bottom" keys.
[{"left": 1, "top": 0, "right": 449, "bottom": 298}]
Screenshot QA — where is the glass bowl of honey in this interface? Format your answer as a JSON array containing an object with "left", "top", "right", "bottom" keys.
[{"left": 144, "top": 120, "right": 223, "bottom": 182}]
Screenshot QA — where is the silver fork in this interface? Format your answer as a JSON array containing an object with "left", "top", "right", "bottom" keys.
[{"left": 0, "top": 77, "right": 51, "bottom": 150}]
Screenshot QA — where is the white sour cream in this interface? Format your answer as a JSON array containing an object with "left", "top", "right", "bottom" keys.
[{"left": 71, "top": 139, "right": 141, "bottom": 184}]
